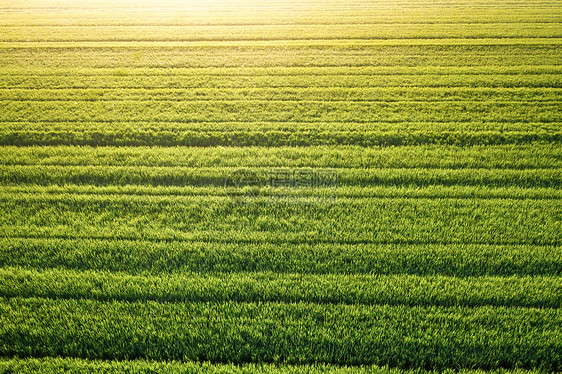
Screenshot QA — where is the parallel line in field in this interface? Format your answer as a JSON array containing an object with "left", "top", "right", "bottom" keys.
[
  {"left": 3, "top": 236, "right": 558, "bottom": 248},
  {"left": 0, "top": 357, "right": 555, "bottom": 374},
  {"left": 4, "top": 86, "right": 558, "bottom": 90},
  {"left": 10, "top": 99, "right": 562, "bottom": 103},
  {"left": 2, "top": 293, "right": 557, "bottom": 309},
  {"left": 4, "top": 5, "right": 560, "bottom": 10},
  {"left": 6, "top": 50, "right": 558, "bottom": 53},
  {"left": 6, "top": 191, "right": 561, "bottom": 200},
  {"left": 3, "top": 38, "right": 560, "bottom": 47},
  {"left": 0, "top": 298, "right": 560, "bottom": 370},
  {"left": 4, "top": 86, "right": 559, "bottom": 89},
  {"left": 1, "top": 76, "right": 559, "bottom": 80},
  {"left": 3, "top": 191, "right": 559, "bottom": 200},
  {"left": 3, "top": 13, "right": 558, "bottom": 17},
  {"left": 6, "top": 5, "right": 559, "bottom": 10},
  {"left": 2, "top": 93, "right": 559, "bottom": 99},
  {"left": 3, "top": 164, "right": 559, "bottom": 171},
  {"left": 4, "top": 36, "right": 562, "bottom": 42},
  {"left": 4, "top": 237, "right": 558, "bottom": 277},
  {"left": 2, "top": 234, "right": 558, "bottom": 247},
  {"left": 3, "top": 185, "right": 561, "bottom": 198},
  {"left": 1, "top": 120, "right": 557, "bottom": 124},
  {"left": 4, "top": 22, "right": 562, "bottom": 27},
  {"left": 2, "top": 73, "right": 560, "bottom": 77},
  {"left": 4, "top": 7, "right": 476, "bottom": 10},
  {"left": 2, "top": 70, "right": 560, "bottom": 76},
  {"left": 5, "top": 86, "right": 558, "bottom": 90},
  {"left": 5, "top": 21, "right": 562, "bottom": 26},
  {"left": 4, "top": 99, "right": 559, "bottom": 103},
  {"left": 4, "top": 89, "right": 559, "bottom": 94},
  {"left": 4, "top": 94, "right": 558, "bottom": 99},
  {"left": 0, "top": 70, "right": 562, "bottom": 75},
  {"left": 3, "top": 119, "right": 559, "bottom": 124}
]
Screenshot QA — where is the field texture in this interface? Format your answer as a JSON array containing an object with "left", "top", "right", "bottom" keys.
[{"left": 0, "top": 0, "right": 561, "bottom": 373}]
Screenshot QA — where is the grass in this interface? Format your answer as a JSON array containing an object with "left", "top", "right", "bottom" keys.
[{"left": 0, "top": 0, "right": 560, "bottom": 372}]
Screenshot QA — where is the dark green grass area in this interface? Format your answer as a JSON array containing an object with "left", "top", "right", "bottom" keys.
[{"left": 1, "top": 297, "right": 561, "bottom": 370}]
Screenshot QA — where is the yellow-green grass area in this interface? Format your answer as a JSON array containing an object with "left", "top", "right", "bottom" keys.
[{"left": 0, "top": 0, "right": 560, "bottom": 372}]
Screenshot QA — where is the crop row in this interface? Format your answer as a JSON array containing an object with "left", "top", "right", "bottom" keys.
[
  {"left": 0, "top": 194, "right": 559, "bottom": 245},
  {"left": 0, "top": 357, "right": 553, "bottom": 374},
  {"left": 1, "top": 267, "right": 560, "bottom": 308},
  {"left": 2, "top": 237, "right": 560, "bottom": 277},
  {"left": 3, "top": 73, "right": 560, "bottom": 90},
  {"left": 1, "top": 122, "right": 559, "bottom": 146},
  {"left": 13, "top": 39, "right": 558, "bottom": 49},
  {"left": 0, "top": 357, "right": 554, "bottom": 374},
  {"left": 2, "top": 101, "right": 559, "bottom": 123},
  {"left": 15, "top": 40, "right": 557, "bottom": 48},
  {"left": 2, "top": 144, "right": 559, "bottom": 169},
  {"left": 3, "top": 23, "right": 561, "bottom": 42},
  {"left": 1, "top": 297, "right": 560, "bottom": 369},
  {"left": 3, "top": 45, "right": 559, "bottom": 69},
  {"left": 2, "top": 185, "right": 560, "bottom": 201},
  {"left": 2, "top": 87, "right": 561, "bottom": 103},
  {"left": 3, "top": 65, "right": 560, "bottom": 76},
  {"left": 3, "top": 6, "right": 560, "bottom": 27},
  {"left": 1, "top": 165, "right": 559, "bottom": 188}
]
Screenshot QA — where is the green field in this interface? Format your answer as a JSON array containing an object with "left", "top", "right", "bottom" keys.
[{"left": 0, "top": 0, "right": 561, "bottom": 372}]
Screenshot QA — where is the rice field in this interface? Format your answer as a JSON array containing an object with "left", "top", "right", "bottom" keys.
[{"left": 0, "top": 0, "right": 561, "bottom": 372}]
